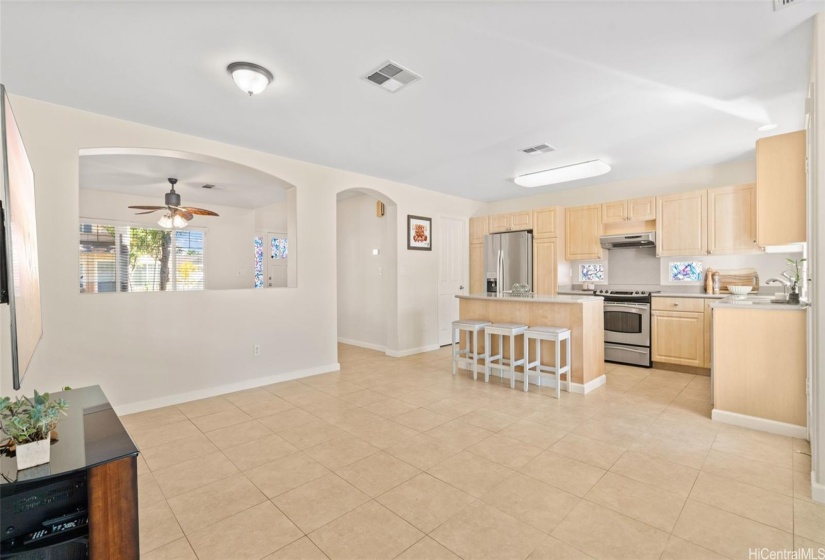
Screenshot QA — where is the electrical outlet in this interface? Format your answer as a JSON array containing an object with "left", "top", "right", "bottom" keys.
[{"left": 253, "top": 344, "right": 261, "bottom": 357}]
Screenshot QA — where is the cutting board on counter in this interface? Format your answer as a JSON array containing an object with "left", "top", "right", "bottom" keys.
[{"left": 706, "top": 268, "right": 760, "bottom": 293}]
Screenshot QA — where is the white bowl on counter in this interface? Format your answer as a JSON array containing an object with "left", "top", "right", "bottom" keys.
[{"left": 728, "top": 286, "right": 753, "bottom": 295}]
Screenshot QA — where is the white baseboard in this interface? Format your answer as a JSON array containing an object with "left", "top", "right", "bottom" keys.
[
  {"left": 337, "top": 337, "right": 387, "bottom": 353},
  {"left": 570, "top": 374, "right": 607, "bottom": 394},
  {"left": 711, "top": 409, "right": 808, "bottom": 439},
  {"left": 385, "top": 344, "right": 441, "bottom": 358},
  {"left": 812, "top": 471, "right": 825, "bottom": 504},
  {"left": 114, "top": 362, "right": 341, "bottom": 416}
]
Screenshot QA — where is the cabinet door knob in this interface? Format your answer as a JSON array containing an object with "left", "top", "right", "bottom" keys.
[{"left": 672, "top": 303, "right": 679, "bottom": 307}]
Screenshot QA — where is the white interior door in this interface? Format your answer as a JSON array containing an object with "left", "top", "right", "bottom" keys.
[
  {"left": 267, "top": 232, "right": 288, "bottom": 288},
  {"left": 438, "top": 217, "right": 466, "bottom": 346}
]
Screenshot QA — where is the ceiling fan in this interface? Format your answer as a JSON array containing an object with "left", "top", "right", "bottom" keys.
[{"left": 128, "top": 178, "right": 219, "bottom": 229}]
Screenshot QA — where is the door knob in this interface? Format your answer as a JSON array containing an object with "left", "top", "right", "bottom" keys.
[{"left": 460, "top": 285, "right": 465, "bottom": 290}]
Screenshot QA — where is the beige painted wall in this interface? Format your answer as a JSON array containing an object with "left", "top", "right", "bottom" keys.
[{"left": 0, "top": 96, "right": 483, "bottom": 411}]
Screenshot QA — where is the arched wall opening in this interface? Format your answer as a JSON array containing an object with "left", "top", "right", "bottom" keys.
[
  {"left": 77, "top": 147, "right": 298, "bottom": 291},
  {"left": 336, "top": 188, "right": 398, "bottom": 354}
]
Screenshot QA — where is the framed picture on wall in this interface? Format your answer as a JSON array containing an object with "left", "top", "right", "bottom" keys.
[{"left": 407, "top": 215, "right": 432, "bottom": 251}]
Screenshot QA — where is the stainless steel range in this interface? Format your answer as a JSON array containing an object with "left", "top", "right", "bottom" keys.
[{"left": 593, "top": 288, "right": 660, "bottom": 368}]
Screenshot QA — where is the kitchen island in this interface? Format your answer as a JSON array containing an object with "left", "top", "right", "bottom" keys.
[{"left": 457, "top": 294, "right": 605, "bottom": 392}]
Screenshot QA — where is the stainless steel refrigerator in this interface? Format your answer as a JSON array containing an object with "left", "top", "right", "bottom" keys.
[{"left": 483, "top": 231, "right": 533, "bottom": 295}]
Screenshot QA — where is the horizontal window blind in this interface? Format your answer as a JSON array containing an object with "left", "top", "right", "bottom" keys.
[{"left": 79, "top": 222, "right": 206, "bottom": 293}]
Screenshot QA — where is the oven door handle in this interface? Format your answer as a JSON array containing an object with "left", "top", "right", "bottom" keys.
[
  {"left": 604, "top": 305, "right": 648, "bottom": 313},
  {"left": 605, "top": 343, "right": 649, "bottom": 354}
]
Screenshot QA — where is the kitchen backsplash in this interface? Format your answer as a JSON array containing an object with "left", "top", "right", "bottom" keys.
[
  {"left": 603, "top": 247, "right": 803, "bottom": 286},
  {"left": 608, "top": 247, "right": 659, "bottom": 285}
]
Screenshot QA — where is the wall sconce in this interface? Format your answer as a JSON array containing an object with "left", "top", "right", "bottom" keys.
[{"left": 376, "top": 201, "right": 385, "bottom": 217}]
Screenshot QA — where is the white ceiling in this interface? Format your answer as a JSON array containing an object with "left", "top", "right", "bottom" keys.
[
  {"left": 79, "top": 151, "right": 290, "bottom": 209},
  {"left": 3, "top": 1, "right": 823, "bottom": 203}
]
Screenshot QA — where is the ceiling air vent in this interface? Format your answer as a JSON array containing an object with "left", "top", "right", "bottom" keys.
[
  {"left": 364, "top": 61, "right": 421, "bottom": 93},
  {"left": 520, "top": 143, "right": 557, "bottom": 155},
  {"left": 774, "top": 0, "right": 801, "bottom": 10}
]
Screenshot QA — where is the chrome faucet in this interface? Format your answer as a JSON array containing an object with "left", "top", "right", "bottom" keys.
[{"left": 766, "top": 277, "right": 790, "bottom": 297}]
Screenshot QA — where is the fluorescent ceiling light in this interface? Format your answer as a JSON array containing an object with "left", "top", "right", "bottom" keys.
[
  {"left": 757, "top": 123, "right": 778, "bottom": 132},
  {"left": 515, "top": 160, "right": 611, "bottom": 188},
  {"left": 227, "top": 62, "right": 274, "bottom": 96}
]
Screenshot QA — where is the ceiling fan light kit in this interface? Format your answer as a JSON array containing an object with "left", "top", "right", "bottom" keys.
[
  {"left": 227, "top": 62, "right": 274, "bottom": 96},
  {"left": 128, "top": 177, "right": 220, "bottom": 229},
  {"left": 514, "top": 159, "right": 611, "bottom": 188}
]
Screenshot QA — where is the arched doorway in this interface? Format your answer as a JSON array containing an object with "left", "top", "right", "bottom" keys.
[{"left": 336, "top": 188, "right": 398, "bottom": 354}]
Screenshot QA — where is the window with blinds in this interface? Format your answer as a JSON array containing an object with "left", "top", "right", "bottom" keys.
[{"left": 79, "top": 223, "right": 206, "bottom": 293}]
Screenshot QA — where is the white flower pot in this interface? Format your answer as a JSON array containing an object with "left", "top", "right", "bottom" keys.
[{"left": 16, "top": 434, "right": 51, "bottom": 470}]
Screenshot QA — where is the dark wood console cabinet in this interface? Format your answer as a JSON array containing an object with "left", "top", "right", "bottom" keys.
[{"left": 1, "top": 386, "right": 139, "bottom": 559}]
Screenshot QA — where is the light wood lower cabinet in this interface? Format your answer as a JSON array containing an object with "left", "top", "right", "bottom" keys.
[
  {"left": 704, "top": 299, "right": 712, "bottom": 368},
  {"left": 533, "top": 238, "right": 558, "bottom": 296},
  {"left": 651, "top": 296, "right": 715, "bottom": 368},
  {"left": 651, "top": 310, "right": 705, "bottom": 367},
  {"left": 470, "top": 243, "right": 484, "bottom": 294},
  {"left": 713, "top": 307, "right": 806, "bottom": 427}
]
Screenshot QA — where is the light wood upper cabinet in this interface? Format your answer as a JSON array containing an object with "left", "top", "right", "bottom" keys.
[
  {"left": 601, "top": 196, "right": 655, "bottom": 223},
  {"left": 565, "top": 205, "right": 602, "bottom": 261},
  {"left": 469, "top": 216, "right": 489, "bottom": 245},
  {"left": 601, "top": 200, "right": 627, "bottom": 223},
  {"left": 488, "top": 214, "right": 509, "bottom": 233},
  {"left": 533, "top": 238, "right": 558, "bottom": 296},
  {"left": 488, "top": 211, "right": 532, "bottom": 233},
  {"left": 509, "top": 211, "right": 532, "bottom": 231},
  {"left": 756, "top": 130, "right": 806, "bottom": 246},
  {"left": 708, "top": 183, "right": 759, "bottom": 255},
  {"left": 651, "top": 310, "right": 705, "bottom": 367},
  {"left": 627, "top": 197, "right": 656, "bottom": 221},
  {"left": 656, "top": 190, "right": 707, "bottom": 257},
  {"left": 469, "top": 243, "right": 485, "bottom": 294},
  {"left": 532, "top": 207, "right": 559, "bottom": 238}
]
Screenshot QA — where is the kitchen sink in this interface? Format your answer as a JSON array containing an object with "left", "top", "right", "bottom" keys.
[{"left": 724, "top": 295, "right": 796, "bottom": 305}]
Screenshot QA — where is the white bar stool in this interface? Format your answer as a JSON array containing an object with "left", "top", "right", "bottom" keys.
[
  {"left": 451, "top": 320, "right": 491, "bottom": 380},
  {"left": 523, "top": 326, "right": 571, "bottom": 398},
  {"left": 484, "top": 323, "right": 528, "bottom": 388}
]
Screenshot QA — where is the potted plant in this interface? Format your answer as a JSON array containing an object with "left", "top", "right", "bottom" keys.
[
  {"left": 785, "top": 258, "right": 807, "bottom": 304},
  {"left": 0, "top": 391, "right": 69, "bottom": 469}
]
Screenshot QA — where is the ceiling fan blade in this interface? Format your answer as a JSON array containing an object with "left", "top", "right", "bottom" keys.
[
  {"left": 181, "top": 207, "right": 220, "bottom": 217},
  {"left": 128, "top": 205, "right": 165, "bottom": 210},
  {"left": 175, "top": 210, "right": 194, "bottom": 221},
  {"left": 135, "top": 209, "right": 162, "bottom": 215}
]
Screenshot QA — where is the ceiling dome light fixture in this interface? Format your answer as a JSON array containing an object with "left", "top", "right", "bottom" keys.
[
  {"left": 515, "top": 160, "right": 611, "bottom": 188},
  {"left": 227, "top": 62, "right": 274, "bottom": 96}
]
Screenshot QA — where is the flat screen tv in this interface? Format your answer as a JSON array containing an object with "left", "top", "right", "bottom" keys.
[{"left": 0, "top": 84, "right": 43, "bottom": 390}]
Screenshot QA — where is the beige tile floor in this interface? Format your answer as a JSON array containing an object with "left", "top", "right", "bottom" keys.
[{"left": 124, "top": 344, "right": 824, "bottom": 560}]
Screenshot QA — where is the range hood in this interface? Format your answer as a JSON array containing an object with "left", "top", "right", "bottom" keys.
[{"left": 599, "top": 232, "right": 656, "bottom": 249}]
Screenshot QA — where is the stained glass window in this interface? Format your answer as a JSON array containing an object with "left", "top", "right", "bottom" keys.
[
  {"left": 271, "top": 237, "right": 288, "bottom": 260},
  {"left": 254, "top": 237, "right": 264, "bottom": 288},
  {"left": 670, "top": 261, "right": 703, "bottom": 282},
  {"left": 579, "top": 264, "right": 605, "bottom": 282}
]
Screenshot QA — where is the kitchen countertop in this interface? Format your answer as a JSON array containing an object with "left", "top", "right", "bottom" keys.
[
  {"left": 458, "top": 293, "right": 602, "bottom": 303},
  {"left": 557, "top": 285, "right": 783, "bottom": 299},
  {"left": 711, "top": 295, "right": 809, "bottom": 310}
]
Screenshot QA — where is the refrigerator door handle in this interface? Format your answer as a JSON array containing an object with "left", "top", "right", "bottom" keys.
[{"left": 497, "top": 249, "right": 503, "bottom": 296}]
